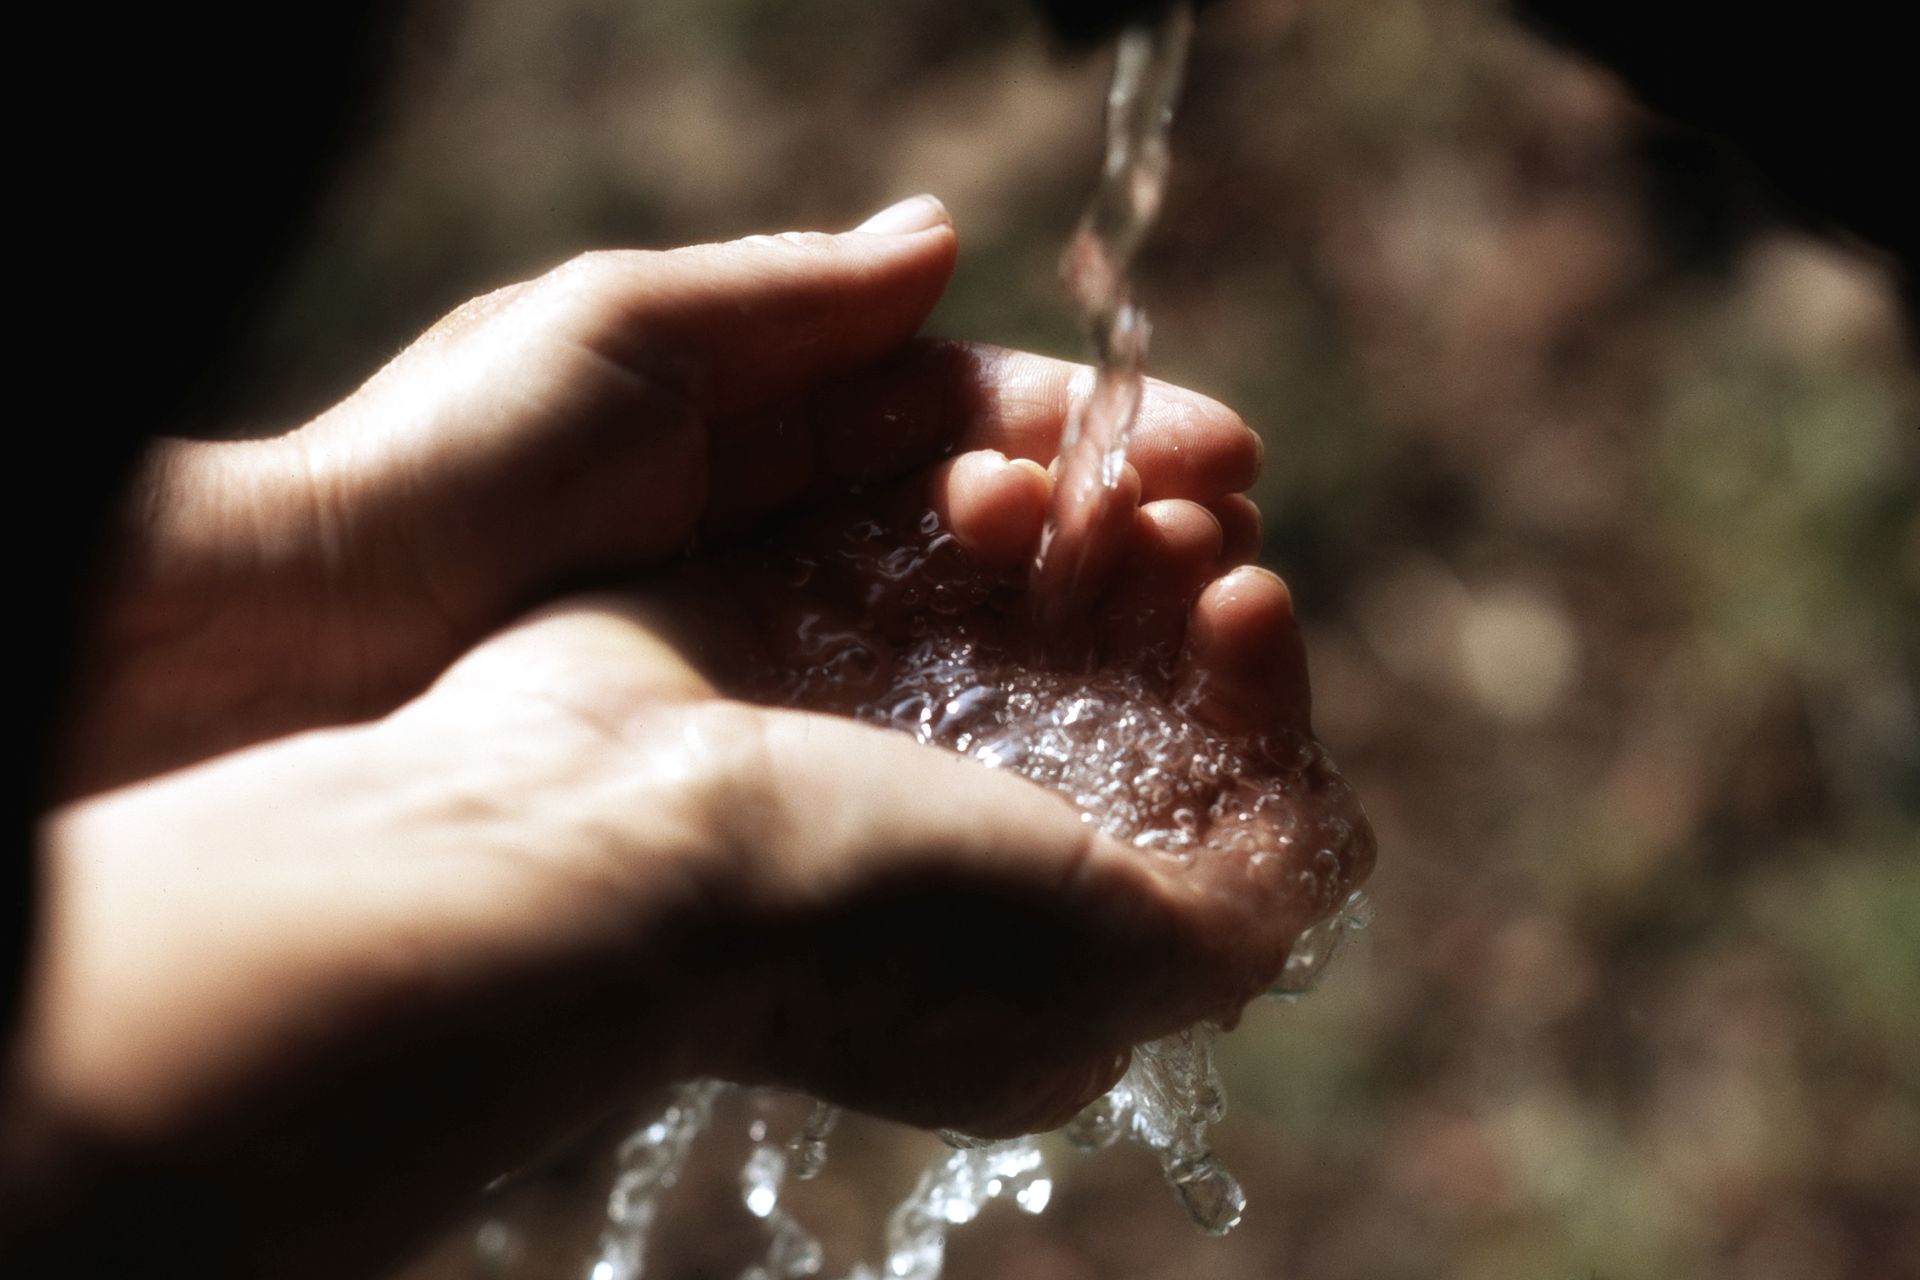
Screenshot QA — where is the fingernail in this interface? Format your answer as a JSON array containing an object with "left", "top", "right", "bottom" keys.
[
  {"left": 1229, "top": 563, "right": 1291, "bottom": 599},
  {"left": 853, "top": 193, "right": 951, "bottom": 235},
  {"left": 1009, "top": 457, "right": 1051, "bottom": 486}
]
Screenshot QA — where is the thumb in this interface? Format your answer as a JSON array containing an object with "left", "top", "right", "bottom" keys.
[
  {"left": 688, "top": 706, "right": 1213, "bottom": 1130},
  {"left": 541, "top": 194, "right": 959, "bottom": 416},
  {"left": 283, "top": 200, "right": 958, "bottom": 696}
]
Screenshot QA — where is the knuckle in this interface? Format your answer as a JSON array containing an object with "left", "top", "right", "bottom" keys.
[{"left": 530, "top": 249, "right": 654, "bottom": 325}]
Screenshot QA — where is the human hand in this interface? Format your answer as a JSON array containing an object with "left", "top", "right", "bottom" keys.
[
  {"left": 57, "top": 196, "right": 1242, "bottom": 797},
  {"left": 12, "top": 199, "right": 1372, "bottom": 1279},
  {"left": 12, "top": 416, "right": 1349, "bottom": 1280}
]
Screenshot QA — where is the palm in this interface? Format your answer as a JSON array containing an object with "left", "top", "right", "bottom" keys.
[
  {"left": 23, "top": 219, "right": 1373, "bottom": 1279},
  {"left": 420, "top": 421, "right": 1371, "bottom": 1130}
]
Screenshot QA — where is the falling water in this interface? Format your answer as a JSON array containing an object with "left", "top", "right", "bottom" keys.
[
  {"left": 590, "top": 1082, "right": 723, "bottom": 1280},
  {"left": 734, "top": 1099, "right": 835, "bottom": 1280},
  {"left": 565, "top": 8, "right": 1378, "bottom": 1279},
  {"left": 1030, "top": 2, "right": 1194, "bottom": 631}
]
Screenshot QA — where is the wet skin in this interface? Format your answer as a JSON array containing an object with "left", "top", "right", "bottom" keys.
[{"left": 7, "top": 198, "right": 1369, "bottom": 1278}]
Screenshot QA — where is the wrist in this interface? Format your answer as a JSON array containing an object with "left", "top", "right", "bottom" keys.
[
  {"left": 13, "top": 714, "right": 723, "bottom": 1274},
  {"left": 52, "top": 434, "right": 364, "bottom": 795}
]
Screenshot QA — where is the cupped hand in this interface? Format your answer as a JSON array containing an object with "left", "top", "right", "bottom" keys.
[
  {"left": 11, "top": 200, "right": 1367, "bottom": 1280},
  {"left": 16, "top": 464, "right": 1340, "bottom": 1280},
  {"left": 55, "top": 195, "right": 1265, "bottom": 798}
]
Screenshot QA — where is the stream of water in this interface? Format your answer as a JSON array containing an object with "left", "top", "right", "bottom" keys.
[
  {"left": 572, "top": 8, "right": 1377, "bottom": 1278},
  {"left": 1029, "top": 0, "right": 1193, "bottom": 632}
]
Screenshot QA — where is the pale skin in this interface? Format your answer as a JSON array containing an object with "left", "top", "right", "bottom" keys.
[{"left": 2, "top": 196, "right": 1364, "bottom": 1277}]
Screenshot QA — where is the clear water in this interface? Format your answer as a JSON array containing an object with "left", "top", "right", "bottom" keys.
[
  {"left": 728, "top": 482, "right": 1373, "bottom": 1261},
  {"left": 1030, "top": 0, "right": 1193, "bottom": 632},
  {"left": 590, "top": 1082, "right": 723, "bottom": 1280},
  {"left": 572, "top": 7, "right": 1378, "bottom": 1278},
  {"left": 734, "top": 1099, "right": 833, "bottom": 1280}
]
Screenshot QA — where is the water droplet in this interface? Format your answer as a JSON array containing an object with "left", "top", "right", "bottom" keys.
[
  {"left": 1170, "top": 1162, "right": 1245, "bottom": 1235},
  {"left": 1015, "top": 1177, "right": 1053, "bottom": 1214}
]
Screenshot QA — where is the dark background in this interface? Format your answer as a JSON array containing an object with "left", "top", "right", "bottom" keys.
[{"left": 24, "top": 2, "right": 1915, "bottom": 1278}]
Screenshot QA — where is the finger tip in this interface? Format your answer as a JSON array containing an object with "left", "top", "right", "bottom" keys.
[
  {"left": 1120, "top": 503, "right": 1226, "bottom": 620},
  {"left": 1135, "top": 499, "right": 1225, "bottom": 564},
  {"left": 1197, "top": 565, "right": 1296, "bottom": 633},
  {"left": 1183, "top": 566, "right": 1311, "bottom": 731},
  {"left": 850, "top": 193, "right": 953, "bottom": 236},
  {"left": 1008, "top": 456, "right": 1052, "bottom": 487},
  {"left": 943, "top": 450, "right": 1049, "bottom": 567},
  {"left": 1210, "top": 493, "right": 1264, "bottom": 566}
]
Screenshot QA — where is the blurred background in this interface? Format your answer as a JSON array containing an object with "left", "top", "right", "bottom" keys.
[{"left": 228, "top": 2, "right": 1918, "bottom": 1277}]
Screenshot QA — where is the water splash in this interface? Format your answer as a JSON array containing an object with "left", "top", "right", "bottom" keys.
[{"left": 577, "top": 513, "right": 1373, "bottom": 1277}]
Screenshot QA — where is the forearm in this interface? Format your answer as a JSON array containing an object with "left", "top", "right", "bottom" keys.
[
  {"left": 5, "top": 717, "right": 718, "bottom": 1278},
  {"left": 50, "top": 433, "right": 442, "bottom": 799}
]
